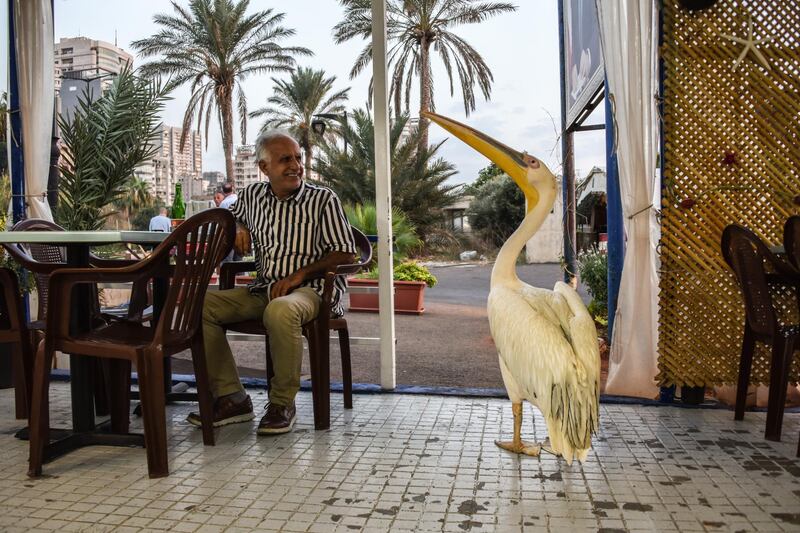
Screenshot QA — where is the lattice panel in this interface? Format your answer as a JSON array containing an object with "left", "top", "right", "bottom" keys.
[{"left": 659, "top": 0, "right": 800, "bottom": 387}]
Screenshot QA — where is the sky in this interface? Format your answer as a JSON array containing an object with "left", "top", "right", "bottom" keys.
[{"left": 1, "top": 0, "right": 606, "bottom": 186}]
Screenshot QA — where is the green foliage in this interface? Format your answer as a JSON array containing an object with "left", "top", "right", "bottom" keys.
[
  {"left": 0, "top": 174, "right": 34, "bottom": 293},
  {"left": 344, "top": 202, "right": 421, "bottom": 261},
  {"left": 315, "top": 109, "right": 461, "bottom": 237},
  {"left": 466, "top": 174, "right": 524, "bottom": 248},
  {"left": 464, "top": 163, "right": 503, "bottom": 194},
  {"left": 56, "top": 67, "right": 168, "bottom": 230},
  {"left": 250, "top": 66, "right": 349, "bottom": 176},
  {"left": 333, "top": 0, "right": 517, "bottom": 118},
  {"left": 0, "top": 92, "right": 7, "bottom": 176},
  {"left": 577, "top": 248, "right": 608, "bottom": 319},
  {"left": 133, "top": 0, "right": 311, "bottom": 179},
  {"left": 360, "top": 261, "right": 437, "bottom": 288}
]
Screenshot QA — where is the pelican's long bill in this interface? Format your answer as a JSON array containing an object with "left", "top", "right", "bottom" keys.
[{"left": 422, "top": 111, "right": 539, "bottom": 212}]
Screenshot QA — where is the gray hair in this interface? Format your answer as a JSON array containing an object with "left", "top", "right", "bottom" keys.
[{"left": 255, "top": 129, "right": 296, "bottom": 164}]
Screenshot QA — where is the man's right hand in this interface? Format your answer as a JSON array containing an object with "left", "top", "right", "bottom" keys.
[{"left": 234, "top": 224, "right": 251, "bottom": 255}]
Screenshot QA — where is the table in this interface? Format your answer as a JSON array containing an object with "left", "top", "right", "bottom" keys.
[{"left": 0, "top": 230, "right": 168, "bottom": 461}]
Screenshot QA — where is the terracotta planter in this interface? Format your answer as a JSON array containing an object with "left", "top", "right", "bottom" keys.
[{"left": 347, "top": 278, "right": 426, "bottom": 315}]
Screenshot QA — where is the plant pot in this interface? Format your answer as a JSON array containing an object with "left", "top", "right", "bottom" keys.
[
  {"left": 347, "top": 278, "right": 426, "bottom": 315},
  {"left": 235, "top": 274, "right": 256, "bottom": 285}
]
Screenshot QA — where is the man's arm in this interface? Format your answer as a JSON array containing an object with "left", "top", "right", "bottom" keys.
[{"left": 270, "top": 251, "right": 356, "bottom": 299}]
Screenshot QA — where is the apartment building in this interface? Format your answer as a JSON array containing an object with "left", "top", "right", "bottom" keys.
[
  {"left": 233, "top": 145, "right": 267, "bottom": 191},
  {"left": 135, "top": 125, "right": 202, "bottom": 205}
]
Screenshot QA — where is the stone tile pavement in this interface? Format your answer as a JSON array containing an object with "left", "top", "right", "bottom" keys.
[{"left": 0, "top": 385, "right": 798, "bottom": 532}]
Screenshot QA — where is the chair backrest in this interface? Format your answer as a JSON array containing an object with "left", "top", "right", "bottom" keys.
[
  {"left": 721, "top": 224, "right": 780, "bottom": 337},
  {"left": 152, "top": 208, "right": 235, "bottom": 344},
  {"left": 9, "top": 218, "right": 67, "bottom": 319},
  {"left": 785, "top": 215, "right": 800, "bottom": 270},
  {"left": 337, "top": 227, "right": 373, "bottom": 277}
]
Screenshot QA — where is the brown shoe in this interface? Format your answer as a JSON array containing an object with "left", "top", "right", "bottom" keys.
[
  {"left": 187, "top": 393, "right": 254, "bottom": 428},
  {"left": 257, "top": 402, "right": 296, "bottom": 435}
]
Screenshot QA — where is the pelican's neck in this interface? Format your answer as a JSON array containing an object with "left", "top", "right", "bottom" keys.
[{"left": 491, "top": 178, "right": 557, "bottom": 287}]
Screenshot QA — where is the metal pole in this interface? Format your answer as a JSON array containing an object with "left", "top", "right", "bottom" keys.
[
  {"left": 371, "top": 0, "right": 396, "bottom": 390},
  {"left": 8, "top": 0, "right": 26, "bottom": 224},
  {"left": 557, "top": 0, "right": 577, "bottom": 283},
  {"left": 605, "top": 83, "right": 623, "bottom": 339}
]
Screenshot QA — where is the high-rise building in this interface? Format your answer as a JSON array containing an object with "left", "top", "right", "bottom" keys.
[
  {"left": 203, "top": 171, "right": 226, "bottom": 191},
  {"left": 233, "top": 145, "right": 267, "bottom": 190},
  {"left": 55, "top": 37, "right": 134, "bottom": 121},
  {"left": 135, "top": 125, "right": 203, "bottom": 205}
]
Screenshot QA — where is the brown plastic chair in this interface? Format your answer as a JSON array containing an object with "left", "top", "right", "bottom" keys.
[
  {"left": 0, "top": 267, "right": 34, "bottom": 419},
  {"left": 783, "top": 215, "right": 800, "bottom": 456},
  {"left": 219, "top": 227, "right": 372, "bottom": 430},
  {"left": 2, "top": 218, "right": 152, "bottom": 416},
  {"left": 721, "top": 224, "right": 800, "bottom": 443},
  {"left": 28, "top": 208, "right": 235, "bottom": 478}
]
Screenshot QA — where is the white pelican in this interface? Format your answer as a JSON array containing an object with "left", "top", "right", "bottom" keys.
[{"left": 424, "top": 112, "right": 600, "bottom": 464}]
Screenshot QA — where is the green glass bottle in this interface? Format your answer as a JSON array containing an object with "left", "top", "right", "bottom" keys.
[{"left": 171, "top": 182, "right": 186, "bottom": 219}]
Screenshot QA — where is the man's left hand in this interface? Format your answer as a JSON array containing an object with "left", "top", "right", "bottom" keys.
[{"left": 270, "top": 271, "right": 304, "bottom": 299}]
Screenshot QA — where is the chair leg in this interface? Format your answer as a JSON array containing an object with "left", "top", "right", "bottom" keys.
[
  {"left": 338, "top": 328, "right": 353, "bottom": 409},
  {"left": 93, "top": 358, "right": 110, "bottom": 418},
  {"left": 307, "top": 325, "right": 330, "bottom": 430},
  {"left": 138, "top": 352, "right": 169, "bottom": 478},
  {"left": 190, "top": 337, "right": 216, "bottom": 446},
  {"left": 108, "top": 359, "right": 131, "bottom": 434},
  {"left": 734, "top": 328, "right": 755, "bottom": 421},
  {"left": 764, "top": 336, "right": 792, "bottom": 441},
  {"left": 12, "top": 339, "right": 32, "bottom": 420},
  {"left": 28, "top": 342, "right": 54, "bottom": 477}
]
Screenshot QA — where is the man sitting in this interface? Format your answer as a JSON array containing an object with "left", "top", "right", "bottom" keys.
[
  {"left": 148, "top": 207, "right": 171, "bottom": 232},
  {"left": 188, "top": 130, "right": 356, "bottom": 434}
]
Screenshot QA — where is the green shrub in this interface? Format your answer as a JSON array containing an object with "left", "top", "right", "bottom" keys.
[
  {"left": 359, "top": 260, "right": 437, "bottom": 288},
  {"left": 577, "top": 248, "right": 608, "bottom": 319},
  {"left": 466, "top": 175, "right": 524, "bottom": 248}
]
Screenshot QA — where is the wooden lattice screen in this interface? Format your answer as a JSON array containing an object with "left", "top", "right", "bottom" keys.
[{"left": 658, "top": 0, "right": 800, "bottom": 387}]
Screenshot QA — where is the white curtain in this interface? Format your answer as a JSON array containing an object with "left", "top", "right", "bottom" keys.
[
  {"left": 596, "top": 0, "right": 660, "bottom": 398},
  {"left": 13, "top": 0, "right": 54, "bottom": 221}
]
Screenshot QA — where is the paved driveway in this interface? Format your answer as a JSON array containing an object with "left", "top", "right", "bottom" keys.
[{"left": 174, "top": 262, "right": 589, "bottom": 391}]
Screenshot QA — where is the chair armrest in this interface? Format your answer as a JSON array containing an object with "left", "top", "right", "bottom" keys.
[
  {"left": 219, "top": 261, "right": 256, "bottom": 290},
  {"left": 89, "top": 256, "right": 141, "bottom": 268}
]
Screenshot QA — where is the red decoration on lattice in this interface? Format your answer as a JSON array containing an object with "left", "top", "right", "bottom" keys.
[
  {"left": 722, "top": 151, "right": 739, "bottom": 166},
  {"left": 680, "top": 198, "right": 696, "bottom": 209}
]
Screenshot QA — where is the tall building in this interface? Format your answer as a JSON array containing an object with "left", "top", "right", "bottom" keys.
[
  {"left": 134, "top": 125, "right": 203, "bottom": 205},
  {"left": 55, "top": 37, "right": 134, "bottom": 121},
  {"left": 203, "top": 171, "right": 226, "bottom": 193},
  {"left": 233, "top": 145, "right": 267, "bottom": 190}
]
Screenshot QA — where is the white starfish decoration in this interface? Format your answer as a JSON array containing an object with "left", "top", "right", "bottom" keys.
[{"left": 720, "top": 16, "right": 775, "bottom": 71}]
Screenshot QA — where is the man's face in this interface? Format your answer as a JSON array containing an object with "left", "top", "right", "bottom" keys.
[
  {"left": 213, "top": 192, "right": 224, "bottom": 206},
  {"left": 258, "top": 136, "right": 303, "bottom": 199}
]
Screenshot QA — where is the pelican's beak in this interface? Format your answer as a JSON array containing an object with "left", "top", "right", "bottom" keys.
[{"left": 423, "top": 111, "right": 538, "bottom": 211}]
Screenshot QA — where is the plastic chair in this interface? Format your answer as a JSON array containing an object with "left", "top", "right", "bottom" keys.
[
  {"left": 721, "top": 224, "right": 800, "bottom": 442},
  {"left": 0, "top": 267, "right": 34, "bottom": 419},
  {"left": 219, "top": 227, "right": 372, "bottom": 430},
  {"left": 28, "top": 208, "right": 235, "bottom": 478}
]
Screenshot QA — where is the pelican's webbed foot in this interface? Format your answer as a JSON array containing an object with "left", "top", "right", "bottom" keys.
[{"left": 495, "top": 439, "right": 541, "bottom": 456}]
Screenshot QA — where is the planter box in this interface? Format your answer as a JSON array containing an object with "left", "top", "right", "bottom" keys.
[{"left": 347, "top": 278, "right": 426, "bottom": 315}]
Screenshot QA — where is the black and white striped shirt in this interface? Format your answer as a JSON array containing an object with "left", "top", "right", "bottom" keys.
[{"left": 231, "top": 181, "right": 357, "bottom": 315}]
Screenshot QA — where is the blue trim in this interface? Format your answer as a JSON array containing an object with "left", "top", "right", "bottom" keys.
[
  {"left": 604, "top": 83, "right": 623, "bottom": 339},
  {"left": 49, "top": 369, "right": 800, "bottom": 412},
  {"left": 8, "top": 0, "right": 25, "bottom": 224}
]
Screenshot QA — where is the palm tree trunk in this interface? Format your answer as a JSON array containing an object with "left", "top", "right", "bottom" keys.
[
  {"left": 220, "top": 87, "right": 235, "bottom": 182},
  {"left": 419, "top": 38, "right": 432, "bottom": 150},
  {"left": 305, "top": 146, "right": 313, "bottom": 180}
]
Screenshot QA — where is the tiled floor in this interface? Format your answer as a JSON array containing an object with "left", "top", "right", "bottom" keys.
[{"left": 0, "top": 385, "right": 798, "bottom": 532}]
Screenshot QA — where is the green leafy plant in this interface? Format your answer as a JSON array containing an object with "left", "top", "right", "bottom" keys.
[
  {"left": 359, "top": 260, "right": 437, "bottom": 288},
  {"left": 56, "top": 67, "right": 168, "bottom": 230},
  {"left": 577, "top": 247, "right": 608, "bottom": 321},
  {"left": 344, "top": 202, "right": 421, "bottom": 261},
  {"left": 466, "top": 174, "right": 524, "bottom": 248},
  {"left": 0, "top": 174, "right": 35, "bottom": 293}
]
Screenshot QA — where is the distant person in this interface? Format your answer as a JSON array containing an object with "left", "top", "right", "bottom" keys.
[
  {"left": 219, "top": 181, "right": 238, "bottom": 209},
  {"left": 213, "top": 188, "right": 225, "bottom": 207},
  {"left": 148, "top": 207, "right": 171, "bottom": 232}
]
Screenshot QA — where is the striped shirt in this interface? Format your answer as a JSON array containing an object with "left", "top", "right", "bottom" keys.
[{"left": 230, "top": 180, "right": 356, "bottom": 315}]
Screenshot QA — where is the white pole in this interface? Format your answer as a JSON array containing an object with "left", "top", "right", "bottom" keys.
[{"left": 371, "top": 0, "right": 396, "bottom": 390}]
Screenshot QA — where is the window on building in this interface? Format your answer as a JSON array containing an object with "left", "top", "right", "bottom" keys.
[
  {"left": 61, "top": 47, "right": 73, "bottom": 55},
  {"left": 61, "top": 58, "right": 73, "bottom": 65}
]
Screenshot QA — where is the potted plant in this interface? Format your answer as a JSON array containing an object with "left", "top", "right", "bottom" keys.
[{"left": 348, "top": 261, "right": 437, "bottom": 315}]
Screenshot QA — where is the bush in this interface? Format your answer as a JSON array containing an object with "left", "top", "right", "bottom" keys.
[
  {"left": 359, "top": 260, "right": 437, "bottom": 288},
  {"left": 577, "top": 248, "right": 608, "bottom": 319},
  {"left": 345, "top": 202, "right": 421, "bottom": 261},
  {"left": 466, "top": 175, "right": 524, "bottom": 248}
]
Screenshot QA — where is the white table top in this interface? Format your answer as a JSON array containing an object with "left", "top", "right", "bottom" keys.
[{"left": 0, "top": 230, "right": 169, "bottom": 245}]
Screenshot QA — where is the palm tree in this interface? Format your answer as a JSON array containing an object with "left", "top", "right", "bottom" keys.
[
  {"left": 315, "top": 108, "right": 461, "bottom": 238},
  {"left": 333, "top": 0, "right": 516, "bottom": 147},
  {"left": 250, "top": 67, "right": 350, "bottom": 178},
  {"left": 114, "top": 177, "right": 157, "bottom": 227},
  {"left": 132, "top": 0, "right": 312, "bottom": 180}
]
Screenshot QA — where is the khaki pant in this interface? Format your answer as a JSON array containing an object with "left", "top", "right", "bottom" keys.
[{"left": 202, "top": 286, "right": 320, "bottom": 406}]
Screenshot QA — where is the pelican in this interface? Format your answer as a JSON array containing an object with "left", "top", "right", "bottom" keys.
[{"left": 424, "top": 112, "right": 600, "bottom": 464}]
